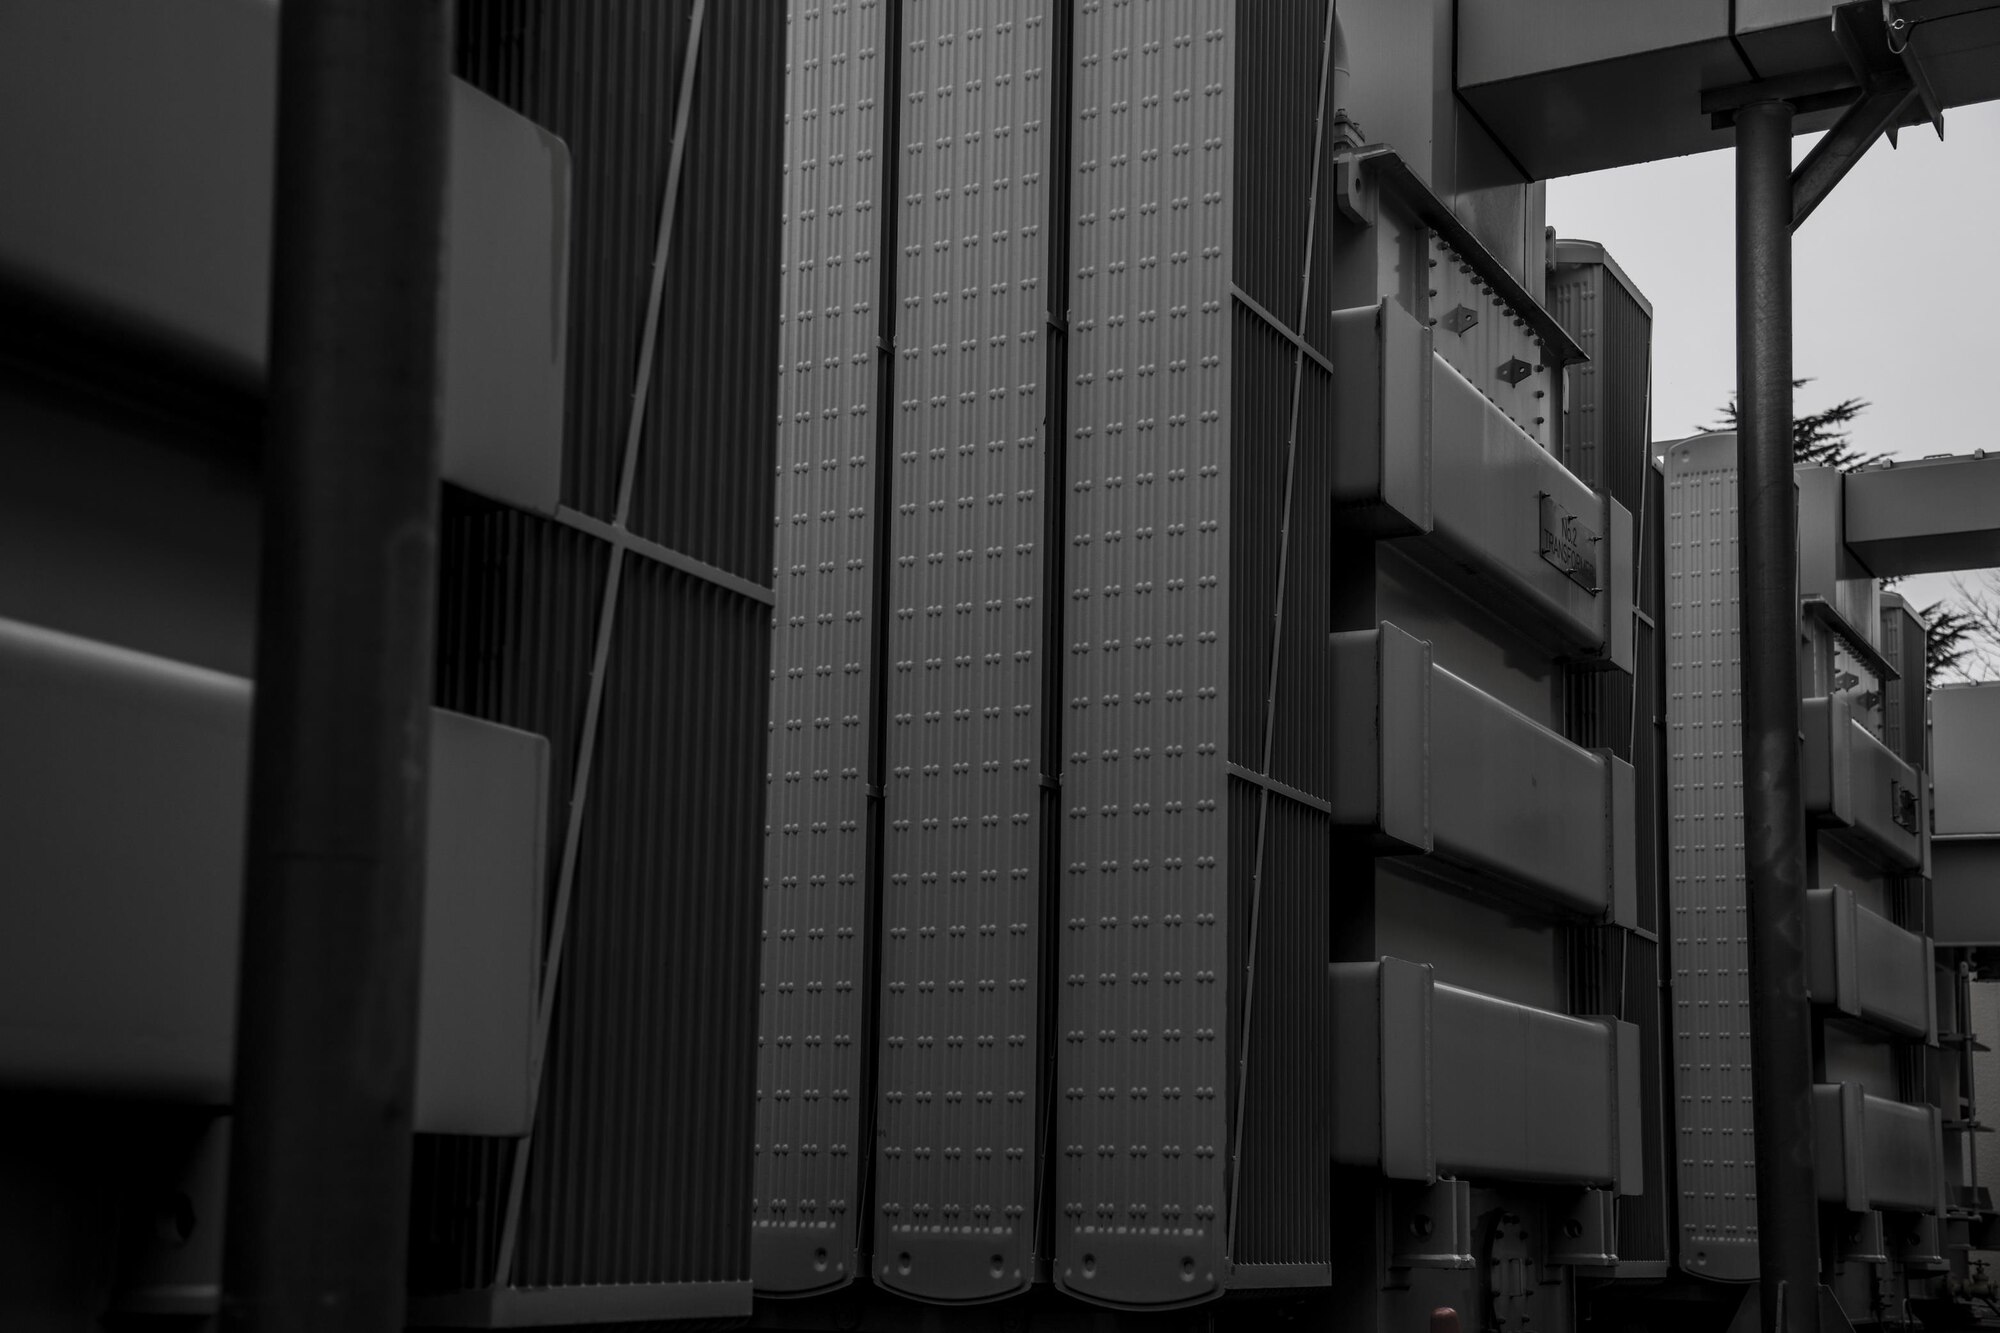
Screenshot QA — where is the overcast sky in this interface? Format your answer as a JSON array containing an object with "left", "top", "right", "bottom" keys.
[{"left": 1547, "top": 101, "right": 2000, "bottom": 669}]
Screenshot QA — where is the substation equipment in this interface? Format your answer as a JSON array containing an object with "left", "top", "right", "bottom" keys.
[{"left": 4, "top": 1, "right": 2000, "bottom": 1332}]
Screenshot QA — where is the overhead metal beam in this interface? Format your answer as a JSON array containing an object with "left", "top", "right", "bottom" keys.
[
  {"left": 1791, "top": 76, "right": 1921, "bottom": 228},
  {"left": 1885, "top": 0, "right": 1950, "bottom": 134},
  {"left": 1736, "top": 98, "right": 1823, "bottom": 1333}
]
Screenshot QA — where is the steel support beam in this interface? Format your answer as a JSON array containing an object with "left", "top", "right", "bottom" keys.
[
  {"left": 1791, "top": 78, "right": 1920, "bottom": 229},
  {"left": 219, "top": 1, "right": 452, "bottom": 1330},
  {"left": 1737, "top": 98, "right": 1823, "bottom": 1333}
]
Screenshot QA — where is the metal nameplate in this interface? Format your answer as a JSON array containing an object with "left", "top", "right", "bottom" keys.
[{"left": 1538, "top": 493, "right": 1601, "bottom": 592}]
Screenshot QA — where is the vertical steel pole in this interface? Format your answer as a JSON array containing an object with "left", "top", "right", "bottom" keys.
[
  {"left": 1736, "top": 98, "right": 1820, "bottom": 1333},
  {"left": 220, "top": 1, "right": 452, "bottom": 1330}
]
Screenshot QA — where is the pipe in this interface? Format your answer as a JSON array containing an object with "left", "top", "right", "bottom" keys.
[
  {"left": 1736, "top": 98, "right": 1821, "bottom": 1333},
  {"left": 219, "top": 1, "right": 452, "bottom": 1330}
]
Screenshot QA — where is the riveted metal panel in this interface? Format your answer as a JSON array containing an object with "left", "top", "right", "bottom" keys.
[
  {"left": 869, "top": 0, "right": 1053, "bottom": 1302},
  {"left": 1055, "top": 0, "right": 1234, "bottom": 1308},
  {"left": 1662, "top": 429, "right": 1759, "bottom": 1282},
  {"left": 756, "top": 0, "right": 892, "bottom": 1293}
]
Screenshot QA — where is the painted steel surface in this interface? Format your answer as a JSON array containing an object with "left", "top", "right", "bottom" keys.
[
  {"left": 1801, "top": 695, "right": 1926, "bottom": 871},
  {"left": 1804, "top": 887, "right": 1936, "bottom": 1040},
  {"left": 757, "top": 0, "right": 891, "bottom": 1292},
  {"left": 1330, "top": 958, "right": 1641, "bottom": 1191},
  {"left": 1844, "top": 453, "right": 2000, "bottom": 579},
  {"left": 870, "top": 0, "right": 1054, "bottom": 1302},
  {"left": 1424, "top": 666, "right": 1634, "bottom": 920},
  {"left": 0, "top": 0, "right": 571, "bottom": 515},
  {"left": 1054, "top": 0, "right": 1234, "bottom": 1307},
  {"left": 1813, "top": 1084, "right": 1947, "bottom": 1215},
  {"left": 1932, "top": 683, "right": 2000, "bottom": 837},
  {"left": 1662, "top": 430, "right": 1760, "bottom": 1282},
  {"left": 1330, "top": 624, "right": 1634, "bottom": 921},
  {"left": 0, "top": 616, "right": 546, "bottom": 1136},
  {"left": 1328, "top": 300, "right": 1634, "bottom": 670}
]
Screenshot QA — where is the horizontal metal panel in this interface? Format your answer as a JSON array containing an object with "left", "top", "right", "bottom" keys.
[
  {"left": 0, "top": 0, "right": 570, "bottom": 515},
  {"left": 1332, "top": 624, "right": 1632, "bottom": 920},
  {"left": 1424, "top": 358, "right": 1631, "bottom": 668},
  {"left": 1329, "top": 302, "right": 1634, "bottom": 670},
  {"left": 0, "top": 616, "right": 546, "bottom": 1136},
  {"left": 1801, "top": 695, "right": 1925, "bottom": 871},
  {"left": 1422, "top": 667, "right": 1631, "bottom": 919},
  {"left": 1814, "top": 1083, "right": 1945, "bottom": 1215},
  {"left": 1931, "top": 840, "right": 2000, "bottom": 946},
  {"left": 1457, "top": 1, "right": 1728, "bottom": 88},
  {"left": 1805, "top": 887, "right": 1937, "bottom": 1040},
  {"left": 1332, "top": 957, "right": 1638, "bottom": 1192},
  {"left": 1845, "top": 452, "right": 2000, "bottom": 578},
  {"left": 1931, "top": 684, "right": 2000, "bottom": 837}
]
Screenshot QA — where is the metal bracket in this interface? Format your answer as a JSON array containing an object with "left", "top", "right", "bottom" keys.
[
  {"left": 1333, "top": 154, "right": 1376, "bottom": 227},
  {"left": 1390, "top": 1178, "right": 1475, "bottom": 1271},
  {"left": 1791, "top": 73, "right": 1920, "bottom": 229},
  {"left": 1836, "top": 1209, "right": 1889, "bottom": 1263},
  {"left": 1549, "top": 1189, "right": 1618, "bottom": 1268}
]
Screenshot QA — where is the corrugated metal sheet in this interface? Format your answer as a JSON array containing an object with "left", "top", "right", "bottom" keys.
[
  {"left": 456, "top": 0, "right": 696, "bottom": 521},
  {"left": 1230, "top": 1, "right": 1322, "bottom": 336},
  {"left": 1231, "top": 790, "right": 1331, "bottom": 1267},
  {"left": 629, "top": 0, "right": 787, "bottom": 582},
  {"left": 1227, "top": 308, "right": 1289, "bottom": 773},
  {"left": 413, "top": 500, "right": 607, "bottom": 1295},
  {"left": 1549, "top": 251, "right": 1652, "bottom": 511},
  {"left": 1268, "top": 363, "right": 1336, "bottom": 800},
  {"left": 755, "top": 0, "right": 893, "bottom": 1294},
  {"left": 1619, "top": 930, "right": 1671, "bottom": 1264},
  {"left": 1055, "top": 0, "right": 1235, "bottom": 1306},
  {"left": 869, "top": 0, "right": 1054, "bottom": 1301},
  {"left": 1663, "top": 431, "right": 1760, "bottom": 1282},
  {"left": 517, "top": 561, "right": 771, "bottom": 1287},
  {"left": 430, "top": 0, "right": 784, "bottom": 1304}
]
